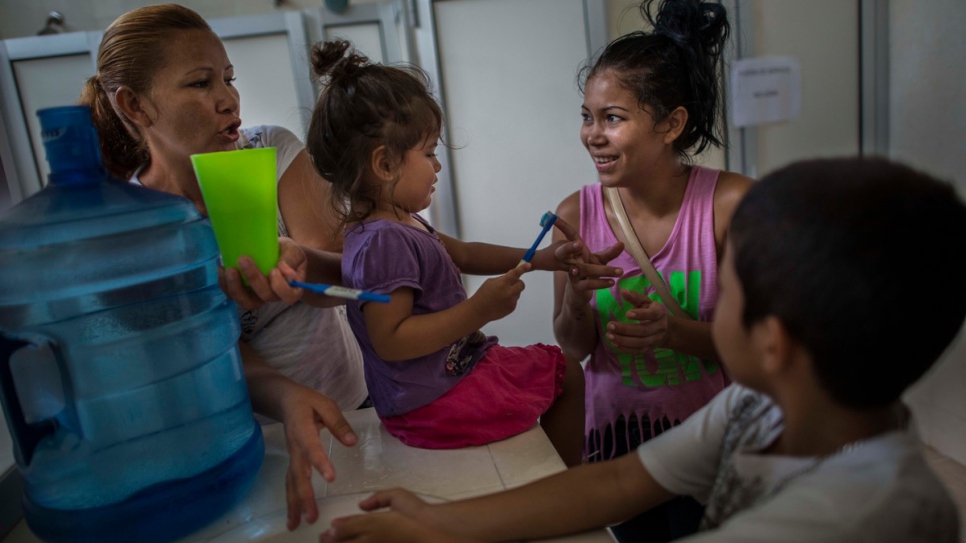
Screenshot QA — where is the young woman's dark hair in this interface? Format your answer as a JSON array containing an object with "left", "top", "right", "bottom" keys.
[
  {"left": 306, "top": 41, "right": 444, "bottom": 228},
  {"left": 580, "top": 0, "right": 729, "bottom": 162},
  {"left": 729, "top": 157, "right": 966, "bottom": 408}
]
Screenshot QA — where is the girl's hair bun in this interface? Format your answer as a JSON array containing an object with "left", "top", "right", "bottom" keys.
[{"left": 311, "top": 40, "right": 370, "bottom": 80}]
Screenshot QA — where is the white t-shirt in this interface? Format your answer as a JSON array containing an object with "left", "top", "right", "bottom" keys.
[
  {"left": 638, "top": 384, "right": 959, "bottom": 543},
  {"left": 132, "top": 125, "right": 368, "bottom": 413}
]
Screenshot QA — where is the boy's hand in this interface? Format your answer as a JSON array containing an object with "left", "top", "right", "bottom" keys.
[
  {"left": 321, "top": 511, "right": 465, "bottom": 543},
  {"left": 605, "top": 289, "right": 670, "bottom": 353},
  {"left": 322, "top": 489, "right": 464, "bottom": 543},
  {"left": 218, "top": 237, "right": 307, "bottom": 310},
  {"left": 355, "top": 488, "right": 431, "bottom": 516},
  {"left": 470, "top": 263, "right": 528, "bottom": 322}
]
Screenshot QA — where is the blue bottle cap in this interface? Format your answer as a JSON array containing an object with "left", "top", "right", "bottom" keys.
[{"left": 37, "top": 105, "right": 106, "bottom": 186}]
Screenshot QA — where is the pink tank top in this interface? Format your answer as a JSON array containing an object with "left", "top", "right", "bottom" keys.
[{"left": 579, "top": 166, "right": 729, "bottom": 458}]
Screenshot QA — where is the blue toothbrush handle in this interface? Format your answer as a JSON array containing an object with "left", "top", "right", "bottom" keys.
[
  {"left": 289, "top": 281, "right": 391, "bottom": 303},
  {"left": 521, "top": 221, "right": 555, "bottom": 263},
  {"left": 521, "top": 246, "right": 538, "bottom": 263}
]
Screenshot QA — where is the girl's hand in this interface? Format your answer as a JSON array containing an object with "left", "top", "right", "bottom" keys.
[
  {"left": 605, "top": 289, "right": 671, "bottom": 354},
  {"left": 279, "top": 386, "right": 358, "bottom": 531},
  {"left": 470, "top": 262, "right": 528, "bottom": 322},
  {"left": 218, "top": 237, "right": 307, "bottom": 310}
]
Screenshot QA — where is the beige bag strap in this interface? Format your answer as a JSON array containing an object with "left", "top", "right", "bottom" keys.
[{"left": 604, "top": 186, "right": 693, "bottom": 320}]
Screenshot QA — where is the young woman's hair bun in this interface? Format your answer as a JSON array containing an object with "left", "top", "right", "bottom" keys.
[{"left": 646, "top": 0, "right": 728, "bottom": 56}]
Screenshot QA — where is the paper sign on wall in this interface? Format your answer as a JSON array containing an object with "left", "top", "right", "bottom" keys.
[{"left": 730, "top": 56, "right": 802, "bottom": 127}]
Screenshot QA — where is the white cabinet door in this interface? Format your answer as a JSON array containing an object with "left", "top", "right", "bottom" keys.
[{"left": 730, "top": 0, "right": 861, "bottom": 178}]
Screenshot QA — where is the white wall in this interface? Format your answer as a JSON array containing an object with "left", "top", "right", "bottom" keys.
[
  {"left": 434, "top": 0, "right": 596, "bottom": 348},
  {"left": 890, "top": 0, "right": 966, "bottom": 466}
]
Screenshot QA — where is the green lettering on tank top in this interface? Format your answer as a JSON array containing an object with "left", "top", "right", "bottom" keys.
[{"left": 594, "top": 271, "right": 717, "bottom": 388}]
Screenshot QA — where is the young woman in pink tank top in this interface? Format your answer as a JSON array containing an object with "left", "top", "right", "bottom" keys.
[{"left": 551, "top": 1, "right": 754, "bottom": 541}]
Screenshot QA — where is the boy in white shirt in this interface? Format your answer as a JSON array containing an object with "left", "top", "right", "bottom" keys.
[{"left": 320, "top": 157, "right": 965, "bottom": 543}]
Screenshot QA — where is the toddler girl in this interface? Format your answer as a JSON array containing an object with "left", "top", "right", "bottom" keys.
[{"left": 303, "top": 40, "right": 592, "bottom": 466}]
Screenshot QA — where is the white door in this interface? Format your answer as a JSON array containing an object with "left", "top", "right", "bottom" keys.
[
  {"left": 428, "top": 0, "right": 600, "bottom": 347},
  {"left": 727, "top": 0, "right": 861, "bottom": 178}
]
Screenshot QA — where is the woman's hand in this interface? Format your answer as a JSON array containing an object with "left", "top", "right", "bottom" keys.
[
  {"left": 604, "top": 289, "right": 670, "bottom": 354},
  {"left": 218, "top": 237, "right": 307, "bottom": 310},
  {"left": 279, "top": 386, "right": 358, "bottom": 531},
  {"left": 529, "top": 216, "right": 589, "bottom": 272},
  {"left": 561, "top": 242, "right": 625, "bottom": 309}
]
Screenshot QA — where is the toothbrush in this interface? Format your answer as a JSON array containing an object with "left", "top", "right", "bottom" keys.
[
  {"left": 289, "top": 281, "right": 391, "bottom": 303},
  {"left": 519, "top": 211, "right": 558, "bottom": 265}
]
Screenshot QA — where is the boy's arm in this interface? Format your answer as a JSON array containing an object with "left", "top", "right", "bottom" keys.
[
  {"left": 427, "top": 453, "right": 674, "bottom": 541},
  {"left": 325, "top": 387, "right": 742, "bottom": 543},
  {"left": 327, "top": 453, "right": 674, "bottom": 543}
]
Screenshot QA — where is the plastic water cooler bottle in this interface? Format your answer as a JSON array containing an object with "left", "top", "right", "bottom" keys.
[{"left": 0, "top": 106, "right": 264, "bottom": 542}]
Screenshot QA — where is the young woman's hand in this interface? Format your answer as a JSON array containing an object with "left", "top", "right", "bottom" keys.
[
  {"left": 470, "top": 262, "right": 528, "bottom": 323},
  {"left": 278, "top": 386, "right": 358, "bottom": 531},
  {"left": 218, "top": 236, "right": 307, "bottom": 310},
  {"left": 604, "top": 289, "right": 670, "bottom": 354},
  {"left": 561, "top": 242, "right": 625, "bottom": 309},
  {"left": 529, "top": 216, "right": 588, "bottom": 272}
]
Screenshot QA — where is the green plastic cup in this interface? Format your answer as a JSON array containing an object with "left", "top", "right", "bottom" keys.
[{"left": 191, "top": 147, "right": 279, "bottom": 276}]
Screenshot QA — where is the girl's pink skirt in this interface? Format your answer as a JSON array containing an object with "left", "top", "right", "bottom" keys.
[{"left": 379, "top": 343, "right": 566, "bottom": 449}]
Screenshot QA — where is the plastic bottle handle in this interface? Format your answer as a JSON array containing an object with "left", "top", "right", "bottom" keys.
[{"left": 0, "top": 335, "right": 60, "bottom": 465}]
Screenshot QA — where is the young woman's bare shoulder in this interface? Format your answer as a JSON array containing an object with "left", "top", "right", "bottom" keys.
[
  {"left": 555, "top": 190, "right": 582, "bottom": 226},
  {"left": 715, "top": 171, "right": 755, "bottom": 215},
  {"left": 712, "top": 171, "right": 755, "bottom": 246}
]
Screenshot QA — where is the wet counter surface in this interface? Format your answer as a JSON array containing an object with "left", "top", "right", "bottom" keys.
[{"left": 4, "top": 407, "right": 614, "bottom": 543}]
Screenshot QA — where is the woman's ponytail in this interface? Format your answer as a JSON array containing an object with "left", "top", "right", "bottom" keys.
[{"left": 79, "top": 75, "right": 148, "bottom": 179}]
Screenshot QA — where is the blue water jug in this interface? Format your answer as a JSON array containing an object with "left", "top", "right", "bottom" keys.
[{"left": 0, "top": 106, "right": 263, "bottom": 542}]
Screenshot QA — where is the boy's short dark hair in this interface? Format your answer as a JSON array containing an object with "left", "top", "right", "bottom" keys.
[{"left": 729, "top": 157, "right": 966, "bottom": 408}]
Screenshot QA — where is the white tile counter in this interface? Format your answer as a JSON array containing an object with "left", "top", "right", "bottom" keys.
[{"left": 3, "top": 407, "right": 614, "bottom": 543}]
